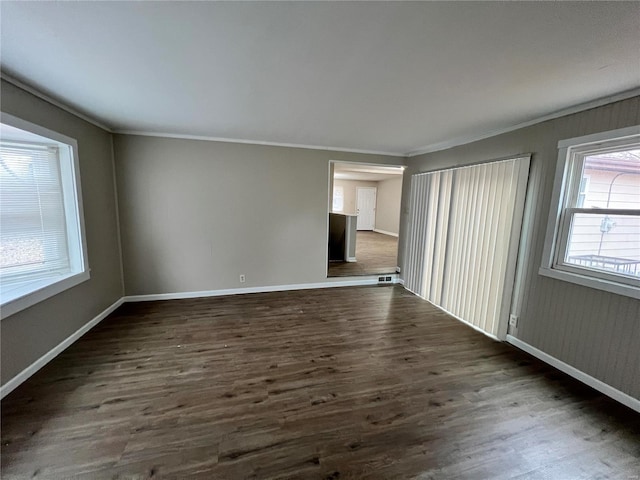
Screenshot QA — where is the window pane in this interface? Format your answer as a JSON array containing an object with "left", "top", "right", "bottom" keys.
[
  {"left": 332, "top": 186, "right": 344, "bottom": 211},
  {"left": 565, "top": 212, "right": 640, "bottom": 278},
  {"left": 580, "top": 149, "right": 640, "bottom": 209},
  {"left": 0, "top": 143, "right": 70, "bottom": 281}
]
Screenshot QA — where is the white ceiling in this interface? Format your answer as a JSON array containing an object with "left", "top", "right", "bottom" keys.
[
  {"left": 334, "top": 163, "right": 404, "bottom": 181},
  {"left": 1, "top": 1, "right": 639, "bottom": 156}
]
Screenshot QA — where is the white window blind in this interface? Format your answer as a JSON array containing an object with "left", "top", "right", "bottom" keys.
[
  {"left": 404, "top": 156, "right": 530, "bottom": 338},
  {"left": 0, "top": 142, "right": 70, "bottom": 282}
]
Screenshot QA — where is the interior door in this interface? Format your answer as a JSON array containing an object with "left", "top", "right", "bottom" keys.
[{"left": 356, "top": 187, "right": 377, "bottom": 230}]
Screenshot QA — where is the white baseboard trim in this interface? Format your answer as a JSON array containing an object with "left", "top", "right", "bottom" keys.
[
  {"left": 373, "top": 228, "right": 399, "bottom": 238},
  {"left": 346, "top": 257, "right": 357, "bottom": 263},
  {"left": 1, "top": 297, "right": 125, "bottom": 399},
  {"left": 506, "top": 335, "right": 640, "bottom": 413},
  {"left": 124, "top": 276, "right": 399, "bottom": 303}
]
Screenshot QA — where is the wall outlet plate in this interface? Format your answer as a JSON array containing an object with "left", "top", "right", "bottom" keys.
[{"left": 509, "top": 314, "right": 518, "bottom": 327}]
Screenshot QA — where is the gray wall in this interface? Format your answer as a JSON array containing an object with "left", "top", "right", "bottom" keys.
[
  {"left": 1, "top": 80, "right": 123, "bottom": 386},
  {"left": 375, "top": 177, "right": 402, "bottom": 235},
  {"left": 400, "top": 96, "right": 640, "bottom": 399},
  {"left": 333, "top": 179, "right": 378, "bottom": 215},
  {"left": 114, "top": 134, "right": 400, "bottom": 295}
]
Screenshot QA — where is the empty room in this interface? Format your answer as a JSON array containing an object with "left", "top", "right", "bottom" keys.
[{"left": 1, "top": 2, "right": 639, "bottom": 479}]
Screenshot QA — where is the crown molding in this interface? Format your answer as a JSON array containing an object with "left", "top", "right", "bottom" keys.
[
  {"left": 112, "top": 130, "right": 406, "bottom": 157},
  {"left": 1, "top": 71, "right": 113, "bottom": 132},
  {"left": 4, "top": 69, "right": 637, "bottom": 159},
  {"left": 406, "top": 87, "right": 640, "bottom": 158},
  {"left": 2, "top": 72, "right": 401, "bottom": 156}
]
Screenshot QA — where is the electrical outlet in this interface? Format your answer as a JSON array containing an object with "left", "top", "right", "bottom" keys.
[
  {"left": 378, "top": 276, "right": 385, "bottom": 282},
  {"left": 509, "top": 314, "right": 518, "bottom": 327},
  {"left": 239, "top": 274, "right": 246, "bottom": 283},
  {"left": 385, "top": 276, "right": 392, "bottom": 282}
]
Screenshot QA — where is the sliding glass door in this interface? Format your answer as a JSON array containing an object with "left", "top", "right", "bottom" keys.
[{"left": 404, "top": 156, "right": 530, "bottom": 338}]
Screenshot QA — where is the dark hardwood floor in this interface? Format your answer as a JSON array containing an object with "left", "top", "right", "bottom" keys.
[
  {"left": 2, "top": 286, "right": 639, "bottom": 479},
  {"left": 328, "top": 231, "right": 398, "bottom": 277}
]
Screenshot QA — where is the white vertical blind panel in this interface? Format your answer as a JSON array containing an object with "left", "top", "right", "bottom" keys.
[
  {"left": 421, "top": 173, "right": 440, "bottom": 298},
  {"left": 405, "top": 173, "right": 431, "bottom": 295},
  {"left": 430, "top": 170, "right": 452, "bottom": 304},
  {"left": 404, "top": 175, "right": 421, "bottom": 293},
  {"left": 405, "top": 157, "right": 529, "bottom": 337},
  {"left": 441, "top": 159, "right": 525, "bottom": 336},
  {"left": 0, "top": 143, "right": 69, "bottom": 281}
]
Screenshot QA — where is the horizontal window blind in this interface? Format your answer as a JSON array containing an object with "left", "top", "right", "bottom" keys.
[
  {"left": 404, "top": 156, "right": 530, "bottom": 337},
  {"left": 0, "top": 142, "right": 70, "bottom": 282}
]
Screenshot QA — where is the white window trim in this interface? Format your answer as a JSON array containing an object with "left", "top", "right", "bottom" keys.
[
  {"left": 1, "top": 113, "right": 90, "bottom": 319},
  {"left": 576, "top": 174, "right": 590, "bottom": 208},
  {"left": 539, "top": 125, "right": 640, "bottom": 299}
]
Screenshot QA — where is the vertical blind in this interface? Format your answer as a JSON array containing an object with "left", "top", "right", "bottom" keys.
[
  {"left": 0, "top": 142, "right": 70, "bottom": 282},
  {"left": 404, "top": 156, "right": 530, "bottom": 337}
]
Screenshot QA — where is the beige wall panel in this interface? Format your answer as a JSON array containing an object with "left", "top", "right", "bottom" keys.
[
  {"left": 114, "top": 135, "right": 401, "bottom": 295},
  {"left": 375, "top": 177, "right": 402, "bottom": 235},
  {"left": 1, "top": 80, "right": 123, "bottom": 386}
]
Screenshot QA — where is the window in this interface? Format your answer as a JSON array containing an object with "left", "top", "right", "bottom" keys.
[
  {"left": 1, "top": 113, "right": 89, "bottom": 318},
  {"left": 332, "top": 185, "right": 344, "bottom": 212},
  {"left": 541, "top": 125, "right": 640, "bottom": 299}
]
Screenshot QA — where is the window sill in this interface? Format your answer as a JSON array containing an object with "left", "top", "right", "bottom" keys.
[
  {"left": 539, "top": 266, "right": 640, "bottom": 300},
  {"left": 1, "top": 270, "right": 90, "bottom": 319}
]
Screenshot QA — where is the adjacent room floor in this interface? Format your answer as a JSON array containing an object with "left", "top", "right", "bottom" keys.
[
  {"left": 328, "top": 231, "right": 398, "bottom": 277},
  {"left": 2, "top": 286, "right": 639, "bottom": 479}
]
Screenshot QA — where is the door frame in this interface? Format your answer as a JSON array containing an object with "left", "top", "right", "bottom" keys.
[
  {"left": 326, "top": 160, "right": 405, "bottom": 278},
  {"left": 356, "top": 186, "right": 377, "bottom": 230}
]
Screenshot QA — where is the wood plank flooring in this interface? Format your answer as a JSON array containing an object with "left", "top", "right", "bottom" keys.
[
  {"left": 2, "top": 286, "right": 639, "bottom": 479},
  {"left": 328, "top": 231, "right": 398, "bottom": 277}
]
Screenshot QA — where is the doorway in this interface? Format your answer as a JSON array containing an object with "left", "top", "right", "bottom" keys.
[{"left": 328, "top": 162, "right": 404, "bottom": 277}]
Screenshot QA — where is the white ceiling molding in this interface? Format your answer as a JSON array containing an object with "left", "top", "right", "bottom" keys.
[
  {"left": 1, "top": 71, "right": 113, "bottom": 133},
  {"left": 112, "top": 130, "right": 406, "bottom": 157},
  {"left": 406, "top": 87, "right": 640, "bottom": 157},
  {"left": 3, "top": 69, "right": 403, "bottom": 156},
  {"left": 334, "top": 164, "right": 405, "bottom": 174},
  {"left": 334, "top": 162, "right": 405, "bottom": 181},
  {"left": 3, "top": 70, "right": 638, "bottom": 161}
]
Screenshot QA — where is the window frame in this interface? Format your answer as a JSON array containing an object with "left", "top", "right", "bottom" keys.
[
  {"left": 540, "top": 125, "right": 640, "bottom": 299},
  {"left": 576, "top": 174, "right": 590, "bottom": 208},
  {"left": 1, "top": 113, "right": 90, "bottom": 319}
]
